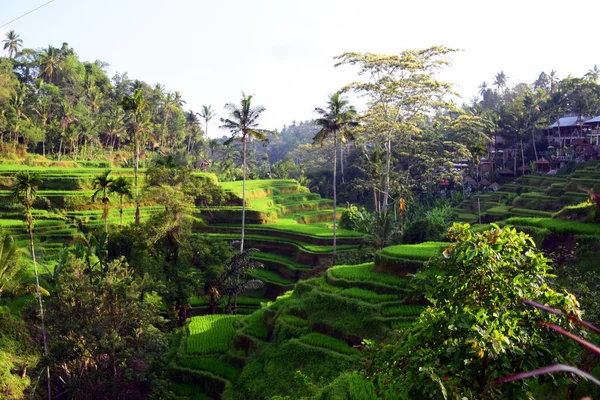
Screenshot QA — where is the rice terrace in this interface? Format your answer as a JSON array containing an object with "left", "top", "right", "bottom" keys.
[{"left": 2, "top": 2, "right": 600, "bottom": 399}]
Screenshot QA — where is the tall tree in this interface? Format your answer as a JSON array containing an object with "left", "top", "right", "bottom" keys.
[
  {"left": 91, "top": 170, "right": 114, "bottom": 234},
  {"left": 2, "top": 30, "right": 23, "bottom": 58},
  {"left": 493, "top": 71, "right": 507, "bottom": 94},
  {"left": 335, "top": 47, "right": 456, "bottom": 210},
  {"left": 220, "top": 93, "right": 273, "bottom": 312},
  {"left": 10, "top": 171, "right": 51, "bottom": 398},
  {"left": 220, "top": 93, "right": 273, "bottom": 252},
  {"left": 199, "top": 104, "right": 216, "bottom": 158},
  {"left": 109, "top": 176, "right": 133, "bottom": 229},
  {"left": 38, "top": 46, "right": 60, "bottom": 83},
  {"left": 313, "top": 91, "right": 358, "bottom": 265},
  {"left": 120, "top": 89, "right": 150, "bottom": 224}
]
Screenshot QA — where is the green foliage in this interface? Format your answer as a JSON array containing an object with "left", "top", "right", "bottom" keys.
[
  {"left": 45, "top": 256, "right": 168, "bottom": 399},
  {"left": 380, "top": 241, "right": 447, "bottom": 260},
  {"left": 299, "top": 333, "right": 359, "bottom": 356},
  {"left": 186, "top": 315, "right": 240, "bottom": 355},
  {"left": 361, "top": 223, "right": 583, "bottom": 399},
  {"left": 0, "top": 306, "right": 39, "bottom": 399},
  {"left": 506, "top": 217, "right": 600, "bottom": 235},
  {"left": 176, "top": 357, "right": 241, "bottom": 382}
]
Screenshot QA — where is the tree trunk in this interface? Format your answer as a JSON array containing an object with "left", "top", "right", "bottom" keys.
[
  {"left": 340, "top": 145, "right": 345, "bottom": 184},
  {"left": 28, "top": 219, "right": 50, "bottom": 399},
  {"left": 134, "top": 137, "right": 140, "bottom": 224},
  {"left": 383, "top": 134, "right": 392, "bottom": 210},
  {"left": 332, "top": 134, "right": 337, "bottom": 266},
  {"left": 235, "top": 136, "right": 248, "bottom": 314},
  {"left": 531, "top": 128, "right": 538, "bottom": 161},
  {"left": 521, "top": 135, "right": 525, "bottom": 176},
  {"left": 119, "top": 197, "right": 123, "bottom": 230},
  {"left": 58, "top": 137, "right": 63, "bottom": 161}
]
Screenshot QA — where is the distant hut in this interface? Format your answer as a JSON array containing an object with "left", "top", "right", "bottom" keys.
[
  {"left": 480, "top": 178, "right": 491, "bottom": 187},
  {"left": 583, "top": 146, "right": 599, "bottom": 160},
  {"left": 535, "top": 157, "right": 551, "bottom": 173},
  {"left": 462, "top": 175, "right": 477, "bottom": 187},
  {"left": 488, "top": 182, "right": 501, "bottom": 192},
  {"left": 518, "top": 165, "right": 531, "bottom": 175},
  {"left": 499, "top": 168, "right": 514, "bottom": 176}
]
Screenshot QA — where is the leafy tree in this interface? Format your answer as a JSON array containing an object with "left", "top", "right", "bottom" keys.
[
  {"left": 109, "top": 176, "right": 133, "bottom": 230},
  {"left": 9, "top": 171, "right": 51, "bottom": 397},
  {"left": 361, "top": 223, "right": 583, "bottom": 399},
  {"left": 120, "top": 89, "right": 150, "bottom": 224},
  {"left": 2, "top": 30, "right": 23, "bottom": 58},
  {"left": 335, "top": 47, "right": 456, "bottom": 210},
  {"left": 203, "top": 248, "right": 264, "bottom": 314},
  {"left": 0, "top": 234, "right": 31, "bottom": 297},
  {"left": 313, "top": 91, "right": 358, "bottom": 264},
  {"left": 38, "top": 46, "right": 60, "bottom": 83},
  {"left": 220, "top": 92, "right": 274, "bottom": 252},
  {"left": 91, "top": 170, "right": 114, "bottom": 234},
  {"left": 199, "top": 104, "right": 216, "bottom": 158},
  {"left": 45, "top": 256, "right": 168, "bottom": 399}
]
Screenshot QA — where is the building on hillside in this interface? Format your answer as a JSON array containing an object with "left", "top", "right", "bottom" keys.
[
  {"left": 583, "top": 116, "right": 600, "bottom": 145},
  {"left": 535, "top": 157, "right": 551, "bottom": 173},
  {"left": 548, "top": 116, "right": 589, "bottom": 147}
]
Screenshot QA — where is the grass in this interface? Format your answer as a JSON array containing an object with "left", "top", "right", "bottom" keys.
[
  {"left": 250, "top": 252, "right": 312, "bottom": 271},
  {"left": 505, "top": 217, "right": 600, "bottom": 235},
  {"left": 309, "top": 279, "right": 401, "bottom": 304},
  {"left": 186, "top": 315, "right": 240, "bottom": 355},
  {"left": 252, "top": 269, "right": 294, "bottom": 286},
  {"left": 380, "top": 241, "right": 447, "bottom": 260},
  {"left": 381, "top": 305, "right": 426, "bottom": 317},
  {"left": 176, "top": 357, "right": 241, "bottom": 382},
  {"left": 298, "top": 333, "right": 359, "bottom": 356},
  {"left": 328, "top": 263, "right": 408, "bottom": 288},
  {"left": 198, "top": 233, "right": 359, "bottom": 254}
]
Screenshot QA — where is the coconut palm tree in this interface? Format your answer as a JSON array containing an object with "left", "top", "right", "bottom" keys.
[
  {"left": 2, "top": 30, "right": 23, "bottom": 58},
  {"left": 120, "top": 89, "right": 150, "bottom": 224},
  {"left": 478, "top": 81, "right": 489, "bottom": 98},
  {"left": 91, "top": 170, "right": 114, "bottom": 234},
  {"left": 10, "top": 171, "right": 50, "bottom": 397},
  {"left": 199, "top": 105, "right": 216, "bottom": 158},
  {"left": 493, "top": 71, "right": 507, "bottom": 95},
  {"left": 38, "top": 46, "right": 60, "bottom": 83},
  {"left": 184, "top": 110, "right": 200, "bottom": 154},
  {"left": 109, "top": 176, "right": 132, "bottom": 230},
  {"left": 220, "top": 93, "right": 273, "bottom": 253},
  {"left": 313, "top": 91, "right": 358, "bottom": 265}
]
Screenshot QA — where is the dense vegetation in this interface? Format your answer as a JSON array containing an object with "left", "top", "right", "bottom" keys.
[{"left": 2, "top": 29, "right": 600, "bottom": 399}]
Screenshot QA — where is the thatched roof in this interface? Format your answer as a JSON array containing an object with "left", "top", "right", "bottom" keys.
[
  {"left": 489, "top": 182, "right": 501, "bottom": 191},
  {"left": 499, "top": 168, "right": 514, "bottom": 175},
  {"left": 535, "top": 157, "right": 550, "bottom": 165}
]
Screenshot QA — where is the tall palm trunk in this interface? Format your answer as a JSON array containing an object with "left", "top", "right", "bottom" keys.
[
  {"left": 383, "top": 134, "right": 392, "bottom": 211},
  {"left": 119, "top": 196, "right": 124, "bottom": 230},
  {"left": 340, "top": 145, "right": 345, "bottom": 183},
  {"left": 234, "top": 135, "right": 248, "bottom": 314},
  {"left": 27, "top": 216, "right": 50, "bottom": 399},
  {"left": 332, "top": 134, "right": 337, "bottom": 265},
  {"left": 134, "top": 137, "right": 140, "bottom": 224}
]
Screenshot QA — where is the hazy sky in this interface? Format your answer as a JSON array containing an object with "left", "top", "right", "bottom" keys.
[{"left": 1, "top": 0, "right": 599, "bottom": 136}]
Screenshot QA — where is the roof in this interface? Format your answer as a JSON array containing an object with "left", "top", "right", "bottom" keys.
[
  {"left": 499, "top": 168, "right": 514, "bottom": 175},
  {"left": 489, "top": 182, "right": 501, "bottom": 190},
  {"left": 584, "top": 115, "right": 600, "bottom": 124},
  {"left": 518, "top": 165, "right": 531, "bottom": 171},
  {"left": 535, "top": 157, "right": 551, "bottom": 164},
  {"left": 549, "top": 116, "right": 586, "bottom": 128}
]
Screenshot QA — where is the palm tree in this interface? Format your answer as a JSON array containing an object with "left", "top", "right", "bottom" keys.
[
  {"left": 478, "top": 81, "right": 489, "bottom": 98},
  {"left": 0, "top": 234, "right": 25, "bottom": 296},
  {"left": 184, "top": 110, "right": 200, "bottom": 154},
  {"left": 91, "top": 170, "right": 114, "bottom": 234},
  {"left": 120, "top": 89, "right": 150, "bottom": 224},
  {"left": 203, "top": 248, "right": 264, "bottom": 314},
  {"left": 220, "top": 93, "right": 273, "bottom": 253},
  {"left": 199, "top": 105, "right": 216, "bottom": 158},
  {"left": 2, "top": 30, "right": 23, "bottom": 58},
  {"left": 10, "top": 171, "right": 50, "bottom": 397},
  {"left": 109, "top": 176, "right": 132, "bottom": 230},
  {"left": 493, "top": 71, "right": 507, "bottom": 94},
  {"left": 38, "top": 46, "right": 60, "bottom": 83},
  {"left": 313, "top": 91, "right": 358, "bottom": 265}
]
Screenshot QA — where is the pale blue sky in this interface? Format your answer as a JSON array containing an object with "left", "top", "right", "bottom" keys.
[{"left": 2, "top": 0, "right": 599, "bottom": 135}]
